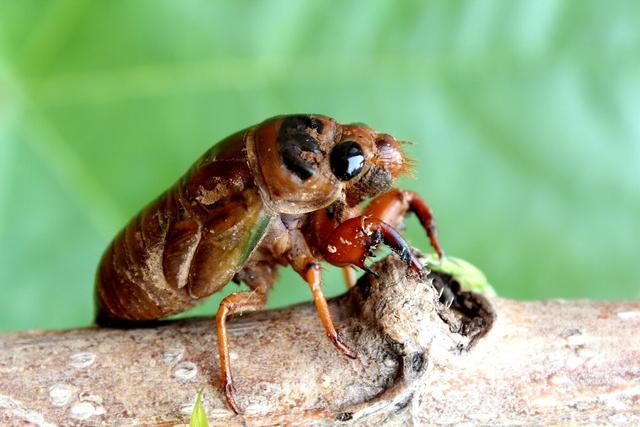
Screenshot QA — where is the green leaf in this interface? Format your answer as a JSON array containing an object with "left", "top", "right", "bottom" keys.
[
  {"left": 424, "top": 254, "right": 497, "bottom": 296},
  {"left": 189, "top": 387, "right": 209, "bottom": 427}
]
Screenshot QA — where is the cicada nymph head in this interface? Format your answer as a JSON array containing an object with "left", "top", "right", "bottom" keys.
[
  {"left": 246, "top": 114, "right": 411, "bottom": 214},
  {"left": 332, "top": 124, "right": 411, "bottom": 207}
]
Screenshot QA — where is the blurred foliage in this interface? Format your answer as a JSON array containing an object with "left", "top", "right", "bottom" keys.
[{"left": 0, "top": 1, "right": 639, "bottom": 332}]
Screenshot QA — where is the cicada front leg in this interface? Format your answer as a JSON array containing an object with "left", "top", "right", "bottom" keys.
[
  {"left": 361, "top": 189, "right": 456, "bottom": 306},
  {"left": 363, "top": 189, "right": 444, "bottom": 259},
  {"left": 323, "top": 216, "right": 423, "bottom": 274}
]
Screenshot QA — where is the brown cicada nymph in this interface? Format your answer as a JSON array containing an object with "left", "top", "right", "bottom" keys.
[{"left": 96, "top": 114, "right": 443, "bottom": 413}]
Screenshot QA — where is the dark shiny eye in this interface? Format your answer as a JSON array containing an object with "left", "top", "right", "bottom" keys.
[{"left": 330, "top": 141, "right": 365, "bottom": 181}]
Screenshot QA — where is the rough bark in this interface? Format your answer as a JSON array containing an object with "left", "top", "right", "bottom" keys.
[{"left": 1, "top": 255, "right": 639, "bottom": 426}]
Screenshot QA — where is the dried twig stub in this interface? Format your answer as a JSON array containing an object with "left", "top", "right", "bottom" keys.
[{"left": 1, "top": 254, "right": 639, "bottom": 426}]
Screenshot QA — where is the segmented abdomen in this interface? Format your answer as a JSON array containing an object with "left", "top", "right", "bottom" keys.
[{"left": 95, "top": 131, "right": 271, "bottom": 323}]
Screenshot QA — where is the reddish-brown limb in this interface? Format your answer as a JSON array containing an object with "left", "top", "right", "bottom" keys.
[
  {"left": 364, "top": 189, "right": 444, "bottom": 259},
  {"left": 301, "top": 261, "right": 356, "bottom": 359},
  {"left": 304, "top": 205, "right": 363, "bottom": 289},
  {"left": 322, "top": 216, "right": 422, "bottom": 273},
  {"left": 216, "top": 290, "right": 267, "bottom": 414}
]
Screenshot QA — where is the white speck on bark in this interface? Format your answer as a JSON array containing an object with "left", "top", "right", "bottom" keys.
[
  {"left": 162, "top": 342, "right": 185, "bottom": 365},
  {"left": 609, "top": 413, "right": 629, "bottom": 425},
  {"left": 69, "top": 352, "right": 96, "bottom": 369},
  {"left": 617, "top": 310, "right": 640, "bottom": 320},
  {"left": 174, "top": 362, "right": 197, "bottom": 381},
  {"left": 0, "top": 395, "right": 55, "bottom": 427},
  {"left": 566, "top": 355, "right": 586, "bottom": 370},
  {"left": 549, "top": 375, "right": 572, "bottom": 385},
  {"left": 48, "top": 384, "right": 73, "bottom": 407},
  {"left": 69, "top": 402, "right": 97, "bottom": 420},
  {"left": 79, "top": 393, "right": 103, "bottom": 405},
  {"left": 565, "top": 330, "right": 589, "bottom": 346},
  {"left": 179, "top": 402, "right": 195, "bottom": 415},
  {"left": 244, "top": 402, "right": 271, "bottom": 415}
]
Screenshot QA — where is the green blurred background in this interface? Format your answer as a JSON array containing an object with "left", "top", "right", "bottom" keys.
[{"left": 1, "top": 1, "right": 638, "bottom": 332}]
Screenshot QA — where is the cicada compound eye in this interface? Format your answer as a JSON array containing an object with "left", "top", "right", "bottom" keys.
[{"left": 330, "top": 141, "right": 365, "bottom": 181}]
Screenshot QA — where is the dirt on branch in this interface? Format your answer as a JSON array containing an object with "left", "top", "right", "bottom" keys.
[{"left": 1, "top": 255, "right": 639, "bottom": 426}]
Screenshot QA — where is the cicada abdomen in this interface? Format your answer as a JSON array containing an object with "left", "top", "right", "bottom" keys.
[{"left": 95, "top": 131, "right": 273, "bottom": 323}]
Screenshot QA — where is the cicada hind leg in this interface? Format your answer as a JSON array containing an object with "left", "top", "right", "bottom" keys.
[
  {"left": 215, "top": 265, "right": 274, "bottom": 414},
  {"left": 216, "top": 289, "right": 267, "bottom": 414}
]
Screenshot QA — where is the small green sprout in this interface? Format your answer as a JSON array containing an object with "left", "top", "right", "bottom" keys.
[
  {"left": 424, "top": 254, "right": 497, "bottom": 296},
  {"left": 189, "top": 386, "right": 209, "bottom": 427}
]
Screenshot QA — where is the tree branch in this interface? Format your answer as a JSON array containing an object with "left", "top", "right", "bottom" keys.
[{"left": 1, "top": 255, "right": 639, "bottom": 426}]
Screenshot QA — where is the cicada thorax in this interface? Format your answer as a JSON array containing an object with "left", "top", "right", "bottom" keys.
[
  {"left": 246, "top": 115, "right": 344, "bottom": 214},
  {"left": 95, "top": 131, "right": 273, "bottom": 322}
]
